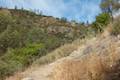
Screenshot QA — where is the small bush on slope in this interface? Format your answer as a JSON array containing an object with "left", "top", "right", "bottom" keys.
[
  {"left": 92, "top": 13, "right": 110, "bottom": 33},
  {"left": 0, "top": 9, "right": 12, "bottom": 33},
  {"left": 111, "top": 17, "right": 120, "bottom": 36}
]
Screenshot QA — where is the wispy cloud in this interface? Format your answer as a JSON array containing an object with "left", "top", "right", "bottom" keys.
[{"left": 0, "top": 0, "right": 101, "bottom": 23}]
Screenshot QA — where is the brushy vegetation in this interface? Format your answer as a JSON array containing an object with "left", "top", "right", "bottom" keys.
[
  {"left": 0, "top": 8, "right": 91, "bottom": 79},
  {"left": 92, "top": 13, "right": 110, "bottom": 33},
  {"left": 33, "top": 39, "right": 87, "bottom": 65},
  {"left": 0, "top": 43, "right": 45, "bottom": 79},
  {"left": 111, "top": 17, "right": 120, "bottom": 36}
]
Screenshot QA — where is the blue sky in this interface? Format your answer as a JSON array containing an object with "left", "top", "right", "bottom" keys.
[{"left": 0, "top": 0, "right": 101, "bottom": 23}]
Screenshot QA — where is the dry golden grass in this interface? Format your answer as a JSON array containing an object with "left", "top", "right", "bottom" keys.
[
  {"left": 52, "top": 37, "right": 120, "bottom": 80},
  {"left": 101, "top": 23, "right": 113, "bottom": 38}
]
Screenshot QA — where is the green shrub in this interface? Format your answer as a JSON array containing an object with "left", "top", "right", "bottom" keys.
[
  {"left": 0, "top": 10, "right": 12, "bottom": 33},
  {"left": 0, "top": 26, "right": 29, "bottom": 52},
  {"left": 26, "top": 27, "right": 46, "bottom": 43},
  {"left": 92, "top": 13, "right": 110, "bottom": 33},
  {"left": 96, "top": 13, "right": 110, "bottom": 25}
]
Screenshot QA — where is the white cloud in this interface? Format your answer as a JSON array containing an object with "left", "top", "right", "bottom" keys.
[{"left": 0, "top": 0, "right": 101, "bottom": 22}]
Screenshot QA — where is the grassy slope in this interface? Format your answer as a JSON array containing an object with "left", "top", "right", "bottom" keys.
[
  {"left": 0, "top": 8, "right": 90, "bottom": 79},
  {"left": 7, "top": 28, "right": 120, "bottom": 80},
  {"left": 53, "top": 34, "right": 120, "bottom": 80},
  {"left": 1, "top": 8, "right": 120, "bottom": 80}
]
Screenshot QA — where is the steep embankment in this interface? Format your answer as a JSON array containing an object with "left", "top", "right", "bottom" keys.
[
  {"left": 0, "top": 8, "right": 90, "bottom": 80},
  {"left": 6, "top": 34, "right": 120, "bottom": 80},
  {"left": 2, "top": 8, "right": 120, "bottom": 80}
]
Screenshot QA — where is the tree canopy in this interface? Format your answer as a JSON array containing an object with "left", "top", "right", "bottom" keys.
[{"left": 100, "top": 0, "right": 120, "bottom": 13}]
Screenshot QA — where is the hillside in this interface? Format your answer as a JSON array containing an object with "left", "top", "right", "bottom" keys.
[
  {"left": 0, "top": 7, "right": 120, "bottom": 80},
  {"left": 6, "top": 30, "right": 120, "bottom": 80},
  {"left": 5, "top": 16, "right": 120, "bottom": 80},
  {"left": 0, "top": 0, "right": 120, "bottom": 79},
  {"left": 0, "top": 8, "right": 92, "bottom": 80}
]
